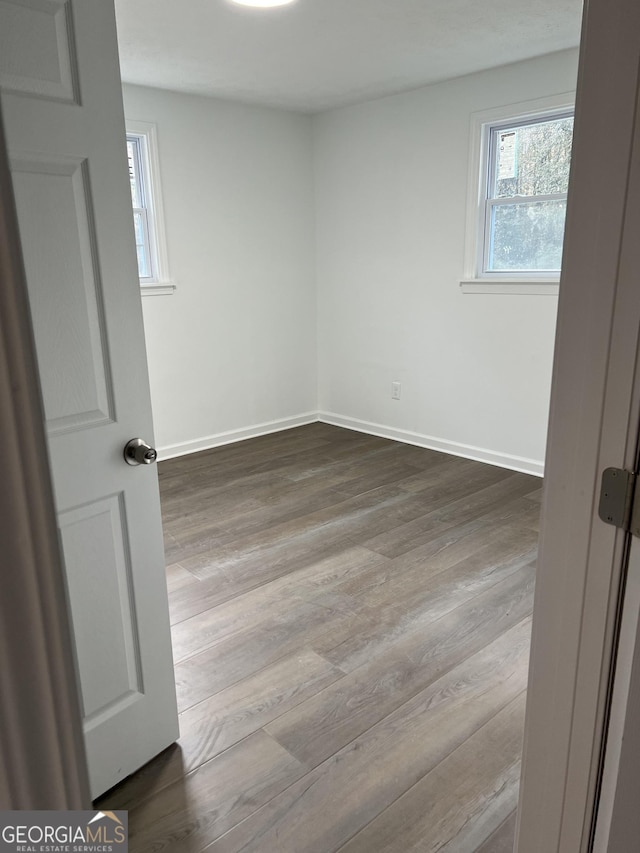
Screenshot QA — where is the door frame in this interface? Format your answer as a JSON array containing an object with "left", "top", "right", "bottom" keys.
[
  {"left": 592, "top": 540, "right": 640, "bottom": 850},
  {"left": 2, "top": 0, "right": 640, "bottom": 837},
  {"left": 516, "top": 0, "right": 640, "bottom": 849},
  {"left": 0, "top": 108, "right": 90, "bottom": 810}
]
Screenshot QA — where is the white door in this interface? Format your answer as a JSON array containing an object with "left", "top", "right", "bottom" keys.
[{"left": 0, "top": 0, "right": 178, "bottom": 798}]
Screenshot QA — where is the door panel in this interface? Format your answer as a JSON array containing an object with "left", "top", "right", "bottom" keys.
[
  {"left": 0, "top": 0, "right": 78, "bottom": 103},
  {"left": 59, "top": 495, "right": 143, "bottom": 723},
  {"left": 0, "top": 0, "right": 178, "bottom": 797},
  {"left": 11, "top": 156, "right": 113, "bottom": 432}
]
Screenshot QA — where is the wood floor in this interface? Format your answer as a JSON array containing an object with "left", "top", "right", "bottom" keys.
[{"left": 97, "top": 423, "right": 541, "bottom": 852}]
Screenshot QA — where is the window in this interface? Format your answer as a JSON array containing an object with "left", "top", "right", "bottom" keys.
[
  {"left": 484, "top": 113, "right": 573, "bottom": 275},
  {"left": 125, "top": 121, "right": 174, "bottom": 295},
  {"left": 462, "top": 95, "right": 575, "bottom": 294},
  {"left": 127, "top": 134, "right": 153, "bottom": 279}
]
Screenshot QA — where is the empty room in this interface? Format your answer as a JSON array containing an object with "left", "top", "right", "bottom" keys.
[{"left": 8, "top": 0, "right": 640, "bottom": 851}]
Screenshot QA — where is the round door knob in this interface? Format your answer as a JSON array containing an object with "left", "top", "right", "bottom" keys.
[{"left": 124, "top": 438, "right": 158, "bottom": 466}]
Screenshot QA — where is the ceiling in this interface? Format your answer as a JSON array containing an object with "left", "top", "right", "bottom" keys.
[{"left": 114, "top": 0, "right": 583, "bottom": 113}]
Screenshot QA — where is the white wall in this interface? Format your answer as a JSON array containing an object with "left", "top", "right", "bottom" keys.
[
  {"left": 122, "top": 85, "right": 317, "bottom": 456},
  {"left": 125, "top": 50, "right": 579, "bottom": 472},
  {"left": 314, "top": 49, "right": 579, "bottom": 474}
]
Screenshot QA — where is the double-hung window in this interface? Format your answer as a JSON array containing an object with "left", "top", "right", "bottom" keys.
[
  {"left": 484, "top": 112, "right": 573, "bottom": 275},
  {"left": 127, "top": 133, "right": 154, "bottom": 280},
  {"left": 462, "top": 97, "right": 574, "bottom": 293},
  {"left": 125, "top": 121, "right": 174, "bottom": 295}
]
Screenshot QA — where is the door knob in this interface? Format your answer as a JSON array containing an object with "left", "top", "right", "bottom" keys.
[{"left": 124, "top": 438, "right": 158, "bottom": 466}]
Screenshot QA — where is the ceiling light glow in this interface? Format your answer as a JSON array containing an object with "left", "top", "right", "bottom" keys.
[{"left": 229, "top": 0, "right": 297, "bottom": 7}]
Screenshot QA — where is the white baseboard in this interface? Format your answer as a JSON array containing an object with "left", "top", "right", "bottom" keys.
[
  {"left": 158, "top": 410, "right": 545, "bottom": 477},
  {"left": 157, "top": 412, "right": 319, "bottom": 461},
  {"left": 318, "top": 412, "right": 545, "bottom": 477}
]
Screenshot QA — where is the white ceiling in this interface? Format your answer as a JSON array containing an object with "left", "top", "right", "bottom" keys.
[{"left": 114, "top": 0, "right": 583, "bottom": 113}]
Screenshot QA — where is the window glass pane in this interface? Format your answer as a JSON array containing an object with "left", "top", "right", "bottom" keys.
[
  {"left": 493, "top": 116, "right": 573, "bottom": 199},
  {"left": 133, "top": 210, "right": 145, "bottom": 245},
  {"left": 488, "top": 199, "right": 567, "bottom": 272},
  {"left": 136, "top": 245, "right": 150, "bottom": 278},
  {"left": 133, "top": 211, "right": 150, "bottom": 278},
  {"left": 127, "top": 138, "right": 143, "bottom": 208}
]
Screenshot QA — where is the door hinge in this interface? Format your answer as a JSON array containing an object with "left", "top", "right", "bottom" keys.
[{"left": 598, "top": 468, "right": 640, "bottom": 536}]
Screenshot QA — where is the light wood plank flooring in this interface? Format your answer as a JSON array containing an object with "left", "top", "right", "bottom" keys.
[{"left": 97, "top": 423, "right": 541, "bottom": 852}]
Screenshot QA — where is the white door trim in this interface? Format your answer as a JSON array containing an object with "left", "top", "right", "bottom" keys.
[
  {"left": 592, "top": 540, "right": 640, "bottom": 851},
  {"left": 516, "top": 0, "right": 640, "bottom": 849},
  {"left": 591, "top": 42, "right": 640, "bottom": 846},
  {"left": 0, "top": 108, "right": 90, "bottom": 810}
]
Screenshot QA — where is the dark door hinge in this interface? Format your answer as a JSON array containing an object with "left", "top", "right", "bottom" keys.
[{"left": 599, "top": 468, "right": 640, "bottom": 536}]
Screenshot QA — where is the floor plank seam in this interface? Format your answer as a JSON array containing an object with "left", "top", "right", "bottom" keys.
[
  {"left": 312, "top": 558, "right": 535, "bottom": 665},
  {"left": 270, "top": 615, "right": 533, "bottom": 771},
  {"left": 331, "top": 689, "right": 528, "bottom": 853},
  {"left": 123, "top": 726, "right": 308, "bottom": 820},
  {"left": 176, "top": 647, "right": 348, "bottom": 722},
  {"left": 175, "top": 641, "right": 344, "bottom": 713}
]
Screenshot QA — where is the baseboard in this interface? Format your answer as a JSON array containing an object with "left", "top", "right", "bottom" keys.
[
  {"left": 158, "top": 410, "right": 545, "bottom": 477},
  {"left": 318, "top": 412, "right": 545, "bottom": 477},
  {"left": 157, "top": 412, "right": 319, "bottom": 461}
]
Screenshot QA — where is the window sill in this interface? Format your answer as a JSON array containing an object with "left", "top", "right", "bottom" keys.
[
  {"left": 140, "top": 282, "right": 177, "bottom": 297},
  {"left": 460, "top": 279, "right": 559, "bottom": 295}
]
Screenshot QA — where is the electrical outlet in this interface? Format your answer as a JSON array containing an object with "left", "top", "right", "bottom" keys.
[{"left": 391, "top": 381, "right": 401, "bottom": 401}]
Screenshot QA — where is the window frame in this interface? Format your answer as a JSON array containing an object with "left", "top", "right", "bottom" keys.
[
  {"left": 127, "top": 134, "right": 154, "bottom": 281},
  {"left": 461, "top": 93, "right": 575, "bottom": 295},
  {"left": 125, "top": 120, "right": 175, "bottom": 296}
]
